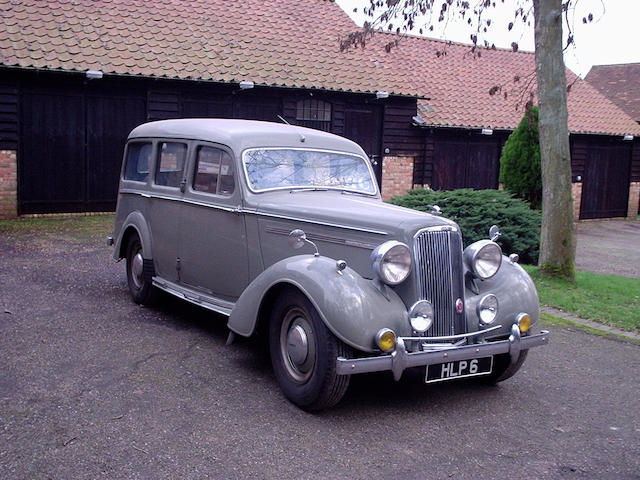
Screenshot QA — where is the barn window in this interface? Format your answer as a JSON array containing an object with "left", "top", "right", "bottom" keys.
[{"left": 296, "top": 99, "right": 331, "bottom": 131}]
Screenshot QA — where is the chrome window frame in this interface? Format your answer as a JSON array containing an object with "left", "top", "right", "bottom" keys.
[{"left": 241, "top": 147, "right": 379, "bottom": 196}]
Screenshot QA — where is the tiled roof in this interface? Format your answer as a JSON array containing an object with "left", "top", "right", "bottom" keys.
[
  {"left": 1, "top": 0, "right": 638, "bottom": 137},
  {"left": 395, "top": 35, "right": 640, "bottom": 136},
  {"left": 0, "top": 0, "right": 420, "bottom": 96},
  {"left": 585, "top": 63, "right": 640, "bottom": 123}
]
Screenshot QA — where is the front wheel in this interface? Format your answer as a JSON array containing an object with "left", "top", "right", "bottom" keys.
[{"left": 269, "top": 290, "right": 351, "bottom": 411}]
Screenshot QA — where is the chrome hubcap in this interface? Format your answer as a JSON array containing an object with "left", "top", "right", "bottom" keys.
[
  {"left": 131, "top": 252, "right": 144, "bottom": 289},
  {"left": 280, "top": 308, "right": 316, "bottom": 383},
  {"left": 286, "top": 325, "right": 309, "bottom": 366}
]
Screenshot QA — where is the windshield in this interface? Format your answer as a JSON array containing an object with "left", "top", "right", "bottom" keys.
[{"left": 242, "top": 148, "right": 377, "bottom": 194}]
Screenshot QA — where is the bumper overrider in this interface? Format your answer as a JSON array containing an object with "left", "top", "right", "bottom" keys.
[{"left": 336, "top": 324, "right": 549, "bottom": 381}]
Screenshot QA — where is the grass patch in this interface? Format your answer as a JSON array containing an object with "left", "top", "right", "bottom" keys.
[
  {"left": 0, "top": 214, "right": 114, "bottom": 243},
  {"left": 523, "top": 265, "right": 640, "bottom": 333}
]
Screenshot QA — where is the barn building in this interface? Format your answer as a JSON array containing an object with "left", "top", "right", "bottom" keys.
[{"left": 1, "top": 0, "right": 638, "bottom": 221}]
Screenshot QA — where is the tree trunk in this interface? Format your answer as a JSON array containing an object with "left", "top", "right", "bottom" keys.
[{"left": 533, "top": 0, "right": 575, "bottom": 281}]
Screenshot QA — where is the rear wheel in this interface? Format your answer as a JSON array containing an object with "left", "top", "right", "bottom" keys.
[
  {"left": 269, "top": 290, "right": 351, "bottom": 411},
  {"left": 125, "top": 235, "right": 158, "bottom": 305}
]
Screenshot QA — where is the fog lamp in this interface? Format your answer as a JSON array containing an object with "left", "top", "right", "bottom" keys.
[
  {"left": 375, "top": 328, "right": 396, "bottom": 352},
  {"left": 477, "top": 294, "right": 498, "bottom": 325},
  {"left": 408, "top": 300, "right": 434, "bottom": 333},
  {"left": 516, "top": 312, "right": 531, "bottom": 334}
]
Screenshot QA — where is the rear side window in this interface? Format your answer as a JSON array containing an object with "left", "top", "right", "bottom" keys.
[
  {"left": 193, "top": 146, "right": 235, "bottom": 196},
  {"left": 124, "top": 142, "right": 152, "bottom": 182},
  {"left": 155, "top": 142, "right": 187, "bottom": 188}
]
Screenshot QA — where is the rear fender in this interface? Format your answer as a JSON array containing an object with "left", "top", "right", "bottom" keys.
[
  {"left": 113, "top": 211, "right": 152, "bottom": 261},
  {"left": 227, "top": 255, "right": 410, "bottom": 353}
]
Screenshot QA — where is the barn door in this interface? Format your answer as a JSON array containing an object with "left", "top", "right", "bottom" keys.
[
  {"left": 431, "top": 137, "right": 499, "bottom": 191},
  {"left": 20, "top": 91, "right": 86, "bottom": 213},
  {"left": 20, "top": 84, "right": 146, "bottom": 214},
  {"left": 580, "top": 144, "right": 631, "bottom": 219},
  {"left": 344, "top": 105, "right": 382, "bottom": 186}
]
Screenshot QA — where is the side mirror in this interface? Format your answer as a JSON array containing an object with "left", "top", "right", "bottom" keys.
[
  {"left": 489, "top": 225, "right": 501, "bottom": 242},
  {"left": 288, "top": 229, "right": 307, "bottom": 249},
  {"left": 288, "top": 229, "right": 320, "bottom": 256}
]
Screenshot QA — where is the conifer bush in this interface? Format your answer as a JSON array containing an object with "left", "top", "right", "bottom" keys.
[
  {"left": 389, "top": 189, "right": 541, "bottom": 264},
  {"left": 499, "top": 106, "right": 542, "bottom": 209}
]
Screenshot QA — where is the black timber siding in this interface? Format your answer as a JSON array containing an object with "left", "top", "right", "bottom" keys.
[
  {"left": 414, "top": 128, "right": 508, "bottom": 190},
  {"left": 0, "top": 79, "right": 19, "bottom": 150},
  {"left": 6, "top": 68, "right": 419, "bottom": 214}
]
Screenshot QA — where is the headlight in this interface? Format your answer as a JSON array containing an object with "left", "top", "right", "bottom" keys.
[
  {"left": 464, "top": 240, "right": 502, "bottom": 279},
  {"left": 370, "top": 241, "right": 412, "bottom": 285},
  {"left": 477, "top": 294, "right": 498, "bottom": 325},
  {"left": 408, "top": 300, "right": 434, "bottom": 333}
]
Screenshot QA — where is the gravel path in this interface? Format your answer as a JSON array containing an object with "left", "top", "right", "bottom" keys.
[{"left": 575, "top": 220, "right": 640, "bottom": 278}]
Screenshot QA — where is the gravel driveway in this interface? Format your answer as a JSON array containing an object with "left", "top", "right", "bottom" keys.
[
  {"left": 576, "top": 220, "right": 640, "bottom": 278},
  {"left": 1, "top": 216, "right": 639, "bottom": 479}
]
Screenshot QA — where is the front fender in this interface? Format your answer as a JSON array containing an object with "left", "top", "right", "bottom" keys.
[
  {"left": 465, "top": 258, "right": 540, "bottom": 337},
  {"left": 113, "top": 210, "right": 152, "bottom": 261},
  {"left": 227, "top": 255, "right": 410, "bottom": 353}
]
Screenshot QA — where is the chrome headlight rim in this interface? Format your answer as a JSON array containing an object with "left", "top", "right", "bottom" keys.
[
  {"left": 464, "top": 239, "right": 502, "bottom": 280},
  {"left": 370, "top": 240, "right": 412, "bottom": 286},
  {"left": 408, "top": 300, "right": 434, "bottom": 333},
  {"left": 477, "top": 293, "right": 499, "bottom": 325}
]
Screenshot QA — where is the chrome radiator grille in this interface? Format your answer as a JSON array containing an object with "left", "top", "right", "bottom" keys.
[{"left": 413, "top": 227, "right": 466, "bottom": 337}]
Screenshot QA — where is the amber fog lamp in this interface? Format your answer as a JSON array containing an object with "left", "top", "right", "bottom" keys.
[
  {"left": 376, "top": 328, "right": 396, "bottom": 352},
  {"left": 516, "top": 312, "right": 531, "bottom": 334}
]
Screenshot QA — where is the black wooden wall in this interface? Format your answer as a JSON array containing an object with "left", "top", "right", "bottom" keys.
[{"left": 2, "top": 69, "right": 421, "bottom": 214}]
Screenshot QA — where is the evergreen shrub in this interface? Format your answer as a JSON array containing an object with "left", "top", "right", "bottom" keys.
[
  {"left": 389, "top": 188, "right": 541, "bottom": 264},
  {"left": 499, "top": 106, "right": 542, "bottom": 209}
]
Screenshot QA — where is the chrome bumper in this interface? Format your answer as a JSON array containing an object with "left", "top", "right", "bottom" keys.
[{"left": 336, "top": 324, "right": 549, "bottom": 381}]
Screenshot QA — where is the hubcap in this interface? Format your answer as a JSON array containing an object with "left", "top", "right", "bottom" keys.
[
  {"left": 280, "top": 308, "right": 316, "bottom": 383},
  {"left": 131, "top": 252, "right": 144, "bottom": 289},
  {"left": 286, "top": 325, "right": 309, "bottom": 366}
]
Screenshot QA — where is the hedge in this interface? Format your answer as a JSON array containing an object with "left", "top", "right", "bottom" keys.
[{"left": 389, "top": 188, "right": 541, "bottom": 264}]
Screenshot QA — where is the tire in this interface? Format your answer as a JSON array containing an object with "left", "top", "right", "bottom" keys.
[
  {"left": 484, "top": 349, "right": 528, "bottom": 384},
  {"left": 269, "top": 289, "right": 351, "bottom": 411},
  {"left": 125, "top": 235, "right": 158, "bottom": 305}
]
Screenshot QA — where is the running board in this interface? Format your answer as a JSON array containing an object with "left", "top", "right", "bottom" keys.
[{"left": 152, "top": 277, "right": 234, "bottom": 316}]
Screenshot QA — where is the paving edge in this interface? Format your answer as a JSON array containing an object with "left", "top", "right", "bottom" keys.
[{"left": 541, "top": 306, "right": 640, "bottom": 341}]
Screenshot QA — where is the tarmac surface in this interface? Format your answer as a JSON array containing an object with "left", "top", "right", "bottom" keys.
[
  {"left": 575, "top": 220, "right": 640, "bottom": 278},
  {"left": 1, "top": 219, "right": 639, "bottom": 479}
]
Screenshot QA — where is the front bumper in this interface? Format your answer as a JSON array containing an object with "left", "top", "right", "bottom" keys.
[{"left": 336, "top": 324, "right": 549, "bottom": 380}]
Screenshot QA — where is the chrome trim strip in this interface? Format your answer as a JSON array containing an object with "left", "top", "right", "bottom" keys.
[
  {"left": 152, "top": 277, "right": 234, "bottom": 316},
  {"left": 119, "top": 189, "right": 239, "bottom": 213},
  {"left": 247, "top": 210, "right": 388, "bottom": 235},
  {"left": 264, "top": 226, "right": 379, "bottom": 249},
  {"left": 336, "top": 329, "right": 550, "bottom": 380},
  {"left": 399, "top": 324, "right": 502, "bottom": 342}
]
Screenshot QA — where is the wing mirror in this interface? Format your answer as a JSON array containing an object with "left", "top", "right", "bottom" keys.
[
  {"left": 288, "top": 229, "right": 319, "bottom": 257},
  {"left": 489, "top": 225, "right": 501, "bottom": 242}
]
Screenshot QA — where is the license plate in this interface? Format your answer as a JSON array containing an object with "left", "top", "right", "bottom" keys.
[{"left": 425, "top": 357, "right": 493, "bottom": 383}]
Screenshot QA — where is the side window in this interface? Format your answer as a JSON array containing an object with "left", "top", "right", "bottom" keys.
[
  {"left": 124, "top": 142, "right": 152, "bottom": 182},
  {"left": 193, "top": 146, "right": 235, "bottom": 196},
  {"left": 155, "top": 142, "right": 187, "bottom": 188}
]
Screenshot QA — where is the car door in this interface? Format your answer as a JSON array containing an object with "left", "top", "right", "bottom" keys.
[
  {"left": 147, "top": 140, "right": 188, "bottom": 282},
  {"left": 179, "top": 143, "right": 249, "bottom": 301}
]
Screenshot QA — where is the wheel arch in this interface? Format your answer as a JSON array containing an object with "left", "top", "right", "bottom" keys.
[
  {"left": 114, "top": 211, "right": 153, "bottom": 261},
  {"left": 228, "top": 255, "right": 410, "bottom": 353}
]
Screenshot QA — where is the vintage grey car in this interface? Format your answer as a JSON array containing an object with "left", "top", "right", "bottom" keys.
[{"left": 110, "top": 119, "right": 549, "bottom": 411}]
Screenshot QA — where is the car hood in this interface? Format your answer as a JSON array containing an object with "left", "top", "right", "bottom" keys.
[{"left": 248, "top": 190, "right": 457, "bottom": 239}]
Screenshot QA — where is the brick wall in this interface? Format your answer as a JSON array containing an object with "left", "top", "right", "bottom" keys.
[
  {"left": 628, "top": 182, "right": 640, "bottom": 219},
  {"left": 0, "top": 150, "right": 17, "bottom": 219},
  {"left": 571, "top": 182, "right": 582, "bottom": 220},
  {"left": 381, "top": 156, "right": 414, "bottom": 201}
]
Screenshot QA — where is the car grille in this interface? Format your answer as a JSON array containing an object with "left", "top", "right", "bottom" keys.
[{"left": 413, "top": 227, "right": 466, "bottom": 337}]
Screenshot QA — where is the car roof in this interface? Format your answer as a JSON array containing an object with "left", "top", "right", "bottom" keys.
[{"left": 128, "top": 119, "right": 367, "bottom": 157}]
